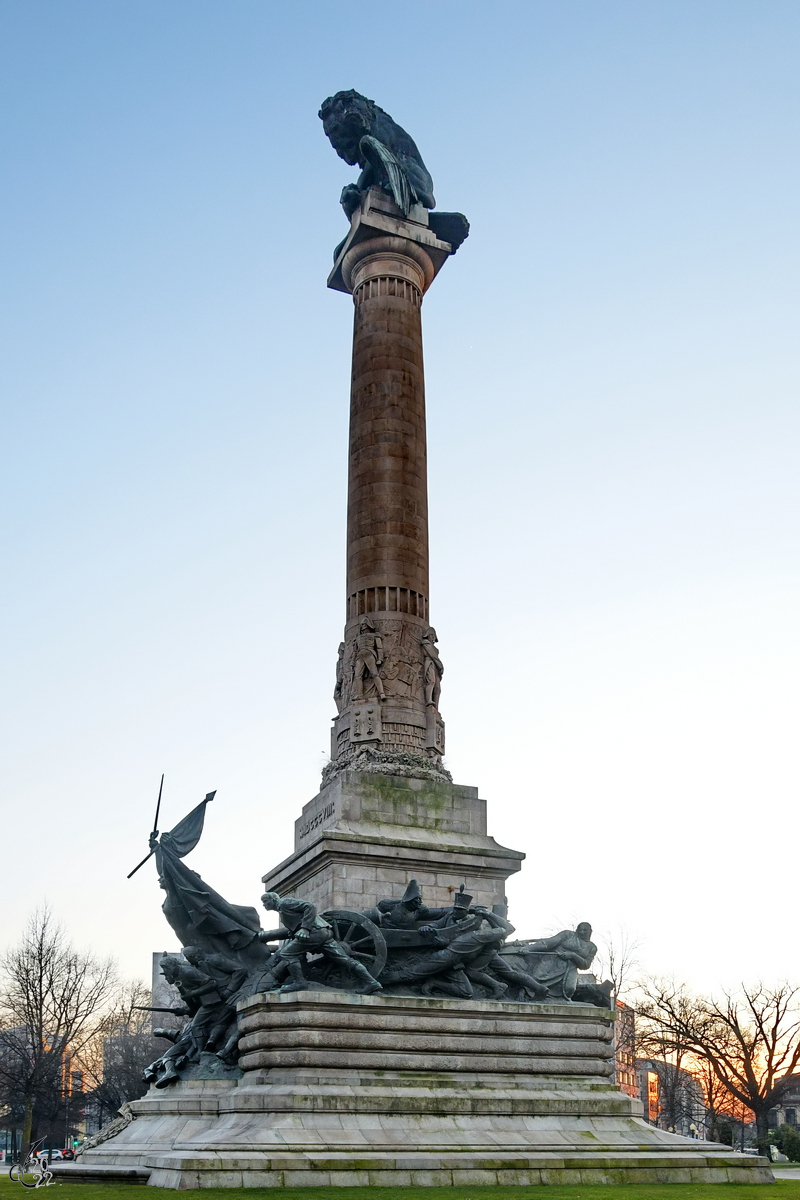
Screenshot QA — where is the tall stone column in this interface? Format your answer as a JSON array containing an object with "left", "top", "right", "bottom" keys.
[
  {"left": 346, "top": 236, "right": 431, "bottom": 612},
  {"left": 328, "top": 189, "right": 450, "bottom": 782},
  {"left": 263, "top": 187, "right": 525, "bottom": 914}
]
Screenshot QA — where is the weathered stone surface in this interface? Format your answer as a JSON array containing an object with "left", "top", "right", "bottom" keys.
[
  {"left": 262, "top": 770, "right": 524, "bottom": 915},
  {"left": 326, "top": 189, "right": 459, "bottom": 781},
  {"left": 72, "top": 992, "right": 773, "bottom": 1188},
  {"left": 237, "top": 990, "right": 613, "bottom": 1076}
]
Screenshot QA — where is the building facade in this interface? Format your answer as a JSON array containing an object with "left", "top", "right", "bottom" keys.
[
  {"left": 635, "top": 1057, "right": 706, "bottom": 1137},
  {"left": 614, "top": 1001, "right": 638, "bottom": 1098},
  {"left": 769, "top": 1076, "right": 800, "bottom": 1128}
]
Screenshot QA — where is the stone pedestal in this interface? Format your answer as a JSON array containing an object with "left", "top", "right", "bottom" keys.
[
  {"left": 262, "top": 770, "right": 524, "bottom": 914},
  {"left": 66, "top": 991, "right": 773, "bottom": 1188}
]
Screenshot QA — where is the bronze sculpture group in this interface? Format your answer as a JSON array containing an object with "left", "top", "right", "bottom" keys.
[{"left": 139, "top": 798, "right": 606, "bottom": 1089}]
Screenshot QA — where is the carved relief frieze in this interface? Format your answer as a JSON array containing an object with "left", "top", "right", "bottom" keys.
[
  {"left": 425, "top": 708, "right": 446, "bottom": 754},
  {"left": 333, "top": 642, "right": 346, "bottom": 713},
  {"left": 421, "top": 626, "right": 443, "bottom": 708},
  {"left": 351, "top": 703, "right": 382, "bottom": 742},
  {"left": 335, "top": 616, "right": 433, "bottom": 708},
  {"left": 331, "top": 616, "right": 446, "bottom": 766},
  {"left": 379, "top": 619, "right": 426, "bottom": 703}
]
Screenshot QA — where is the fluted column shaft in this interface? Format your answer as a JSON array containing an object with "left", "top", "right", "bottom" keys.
[
  {"left": 345, "top": 240, "right": 432, "bottom": 623},
  {"left": 329, "top": 224, "right": 446, "bottom": 775}
]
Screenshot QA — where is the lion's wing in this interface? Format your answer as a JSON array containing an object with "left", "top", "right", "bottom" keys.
[{"left": 360, "top": 135, "right": 413, "bottom": 216}]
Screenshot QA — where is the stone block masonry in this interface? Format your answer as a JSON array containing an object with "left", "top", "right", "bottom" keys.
[
  {"left": 262, "top": 770, "right": 524, "bottom": 915},
  {"left": 67, "top": 991, "right": 773, "bottom": 1188}
]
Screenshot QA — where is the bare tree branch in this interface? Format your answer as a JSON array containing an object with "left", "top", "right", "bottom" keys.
[
  {"left": 596, "top": 929, "right": 641, "bottom": 1001},
  {"left": 636, "top": 976, "right": 800, "bottom": 1158},
  {"left": 0, "top": 908, "right": 118, "bottom": 1154}
]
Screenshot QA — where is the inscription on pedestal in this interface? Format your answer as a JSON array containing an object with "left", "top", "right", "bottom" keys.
[{"left": 297, "top": 799, "right": 336, "bottom": 840}]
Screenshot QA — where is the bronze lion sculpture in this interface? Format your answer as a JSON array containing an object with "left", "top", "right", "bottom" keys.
[
  {"left": 319, "top": 90, "right": 469, "bottom": 251},
  {"left": 319, "top": 90, "right": 435, "bottom": 217}
]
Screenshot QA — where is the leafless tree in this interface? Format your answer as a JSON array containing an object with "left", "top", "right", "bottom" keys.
[
  {"left": 80, "top": 981, "right": 161, "bottom": 1128},
  {"left": 691, "top": 1054, "right": 750, "bottom": 1143},
  {"left": 634, "top": 1004, "right": 694, "bottom": 1130},
  {"left": 596, "top": 929, "right": 641, "bottom": 1093},
  {"left": 637, "top": 978, "right": 800, "bottom": 1158},
  {"left": 0, "top": 909, "right": 117, "bottom": 1155},
  {"left": 596, "top": 928, "right": 640, "bottom": 1001}
]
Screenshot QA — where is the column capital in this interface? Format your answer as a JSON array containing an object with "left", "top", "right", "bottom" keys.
[
  {"left": 328, "top": 187, "right": 456, "bottom": 296},
  {"left": 342, "top": 236, "right": 435, "bottom": 296}
]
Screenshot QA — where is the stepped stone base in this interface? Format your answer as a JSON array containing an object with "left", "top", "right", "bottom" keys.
[{"left": 68, "top": 991, "right": 773, "bottom": 1187}]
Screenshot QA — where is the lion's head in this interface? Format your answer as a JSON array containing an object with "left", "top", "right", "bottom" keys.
[{"left": 319, "top": 90, "right": 378, "bottom": 167}]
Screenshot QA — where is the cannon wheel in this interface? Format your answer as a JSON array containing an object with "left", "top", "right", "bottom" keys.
[{"left": 322, "top": 909, "right": 387, "bottom": 980}]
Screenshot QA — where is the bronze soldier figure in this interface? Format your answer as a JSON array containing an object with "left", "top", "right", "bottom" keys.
[{"left": 258, "top": 891, "right": 382, "bottom": 994}]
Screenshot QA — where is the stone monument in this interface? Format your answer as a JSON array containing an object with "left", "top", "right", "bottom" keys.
[{"left": 65, "top": 91, "right": 772, "bottom": 1187}]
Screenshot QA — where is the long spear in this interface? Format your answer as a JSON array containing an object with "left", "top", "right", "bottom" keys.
[
  {"left": 132, "top": 1005, "right": 189, "bottom": 1015},
  {"left": 127, "top": 773, "right": 164, "bottom": 879}
]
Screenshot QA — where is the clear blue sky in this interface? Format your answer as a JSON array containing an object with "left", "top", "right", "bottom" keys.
[{"left": 2, "top": 1, "right": 798, "bottom": 991}]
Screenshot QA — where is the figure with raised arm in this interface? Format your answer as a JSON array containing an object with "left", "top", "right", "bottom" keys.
[{"left": 258, "top": 892, "right": 382, "bottom": 994}]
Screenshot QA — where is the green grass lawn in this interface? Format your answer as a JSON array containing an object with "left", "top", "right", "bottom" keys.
[{"left": 2, "top": 1179, "right": 800, "bottom": 1199}]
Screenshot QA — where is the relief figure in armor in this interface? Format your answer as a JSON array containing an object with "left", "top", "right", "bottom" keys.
[
  {"left": 421, "top": 626, "right": 443, "bottom": 708},
  {"left": 378, "top": 619, "right": 425, "bottom": 703},
  {"left": 333, "top": 641, "right": 346, "bottom": 712},
  {"left": 353, "top": 617, "right": 386, "bottom": 702}
]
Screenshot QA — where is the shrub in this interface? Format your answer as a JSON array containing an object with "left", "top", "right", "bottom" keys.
[{"left": 774, "top": 1123, "right": 800, "bottom": 1163}]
